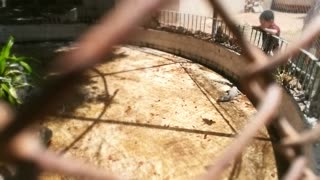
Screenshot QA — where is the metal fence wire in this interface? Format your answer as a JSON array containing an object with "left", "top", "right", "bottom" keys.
[{"left": 0, "top": 0, "right": 320, "bottom": 179}]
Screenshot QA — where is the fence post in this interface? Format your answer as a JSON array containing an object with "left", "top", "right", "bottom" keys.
[
  {"left": 308, "top": 63, "right": 320, "bottom": 118},
  {"left": 212, "top": 7, "right": 218, "bottom": 38}
]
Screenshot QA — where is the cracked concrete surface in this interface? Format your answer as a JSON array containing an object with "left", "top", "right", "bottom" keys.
[{"left": 41, "top": 46, "right": 277, "bottom": 180}]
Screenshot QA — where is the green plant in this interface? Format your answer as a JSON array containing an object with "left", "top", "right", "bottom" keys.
[{"left": 0, "top": 36, "right": 34, "bottom": 105}]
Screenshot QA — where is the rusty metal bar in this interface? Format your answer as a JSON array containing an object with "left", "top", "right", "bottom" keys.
[
  {"left": 203, "top": 84, "right": 282, "bottom": 180},
  {"left": 282, "top": 156, "right": 306, "bottom": 180},
  {"left": 283, "top": 122, "right": 320, "bottom": 146}
]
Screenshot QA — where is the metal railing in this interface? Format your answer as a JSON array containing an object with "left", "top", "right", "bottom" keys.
[
  {"left": 156, "top": 10, "right": 320, "bottom": 117},
  {"left": 249, "top": 28, "right": 320, "bottom": 116},
  {"left": 158, "top": 10, "right": 212, "bottom": 34}
]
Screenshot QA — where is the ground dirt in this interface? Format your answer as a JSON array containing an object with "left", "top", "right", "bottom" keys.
[{"left": 39, "top": 46, "right": 278, "bottom": 180}]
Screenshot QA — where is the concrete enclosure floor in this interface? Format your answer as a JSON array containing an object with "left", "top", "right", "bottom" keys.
[{"left": 41, "top": 46, "right": 277, "bottom": 180}]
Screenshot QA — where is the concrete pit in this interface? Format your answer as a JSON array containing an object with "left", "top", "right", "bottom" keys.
[{"left": 40, "top": 45, "right": 277, "bottom": 180}]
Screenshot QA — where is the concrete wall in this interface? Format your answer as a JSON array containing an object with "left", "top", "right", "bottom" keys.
[
  {"left": 0, "top": 24, "right": 87, "bottom": 42},
  {"left": 218, "top": 0, "right": 246, "bottom": 14},
  {"left": 178, "top": 0, "right": 213, "bottom": 16},
  {"left": 129, "top": 29, "right": 307, "bottom": 129},
  {"left": 130, "top": 29, "right": 306, "bottom": 131},
  {"left": 262, "top": 0, "right": 273, "bottom": 10},
  {"left": 129, "top": 29, "right": 315, "bottom": 173},
  {"left": 164, "top": 0, "right": 246, "bottom": 16},
  {"left": 132, "top": 29, "right": 243, "bottom": 81}
]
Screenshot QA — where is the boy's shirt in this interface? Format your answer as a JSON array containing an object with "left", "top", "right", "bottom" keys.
[{"left": 260, "top": 23, "right": 281, "bottom": 53}]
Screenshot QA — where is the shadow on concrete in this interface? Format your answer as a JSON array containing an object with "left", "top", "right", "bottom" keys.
[
  {"left": 58, "top": 68, "right": 118, "bottom": 154},
  {"left": 55, "top": 114, "right": 271, "bottom": 142}
]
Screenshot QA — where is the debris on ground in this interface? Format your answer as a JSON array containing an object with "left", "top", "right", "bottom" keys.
[
  {"left": 202, "top": 118, "right": 216, "bottom": 125},
  {"left": 217, "top": 86, "right": 240, "bottom": 102},
  {"left": 275, "top": 71, "right": 309, "bottom": 113},
  {"left": 39, "top": 126, "right": 53, "bottom": 147}
]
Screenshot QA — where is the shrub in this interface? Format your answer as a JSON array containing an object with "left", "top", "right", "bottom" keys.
[{"left": 0, "top": 36, "right": 35, "bottom": 105}]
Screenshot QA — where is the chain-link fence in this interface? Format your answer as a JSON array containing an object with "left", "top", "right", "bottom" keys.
[{"left": 0, "top": 0, "right": 320, "bottom": 179}]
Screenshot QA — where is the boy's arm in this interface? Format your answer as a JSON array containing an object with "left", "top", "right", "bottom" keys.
[{"left": 263, "top": 28, "right": 279, "bottom": 35}]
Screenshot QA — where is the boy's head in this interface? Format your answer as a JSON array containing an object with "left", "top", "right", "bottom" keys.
[{"left": 259, "top": 10, "right": 274, "bottom": 28}]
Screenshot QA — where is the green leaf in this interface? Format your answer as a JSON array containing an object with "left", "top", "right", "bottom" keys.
[
  {"left": 0, "top": 88, "right": 5, "bottom": 98},
  {"left": 1, "top": 84, "right": 18, "bottom": 99},
  {"left": 8, "top": 63, "right": 20, "bottom": 68},
  {"left": 9, "top": 55, "right": 40, "bottom": 64},
  {"left": 0, "top": 37, "right": 14, "bottom": 74},
  {"left": 9, "top": 86, "right": 21, "bottom": 104},
  {"left": 0, "top": 76, "right": 10, "bottom": 82},
  {"left": 8, "top": 56, "right": 28, "bottom": 62},
  {"left": 0, "top": 36, "right": 14, "bottom": 59},
  {"left": 15, "top": 83, "right": 32, "bottom": 89},
  {"left": 14, "top": 74, "right": 26, "bottom": 82},
  {"left": 0, "top": 83, "right": 12, "bottom": 103},
  {"left": 0, "top": 83, "right": 20, "bottom": 105},
  {"left": 18, "top": 61, "right": 32, "bottom": 73},
  {"left": 8, "top": 94, "right": 17, "bottom": 105},
  {"left": 0, "top": 59, "right": 6, "bottom": 76},
  {"left": 9, "top": 86, "right": 18, "bottom": 99},
  {"left": 4, "top": 69, "right": 24, "bottom": 76},
  {"left": 0, "top": 36, "right": 37, "bottom": 105},
  {"left": 1, "top": 83, "right": 10, "bottom": 93}
]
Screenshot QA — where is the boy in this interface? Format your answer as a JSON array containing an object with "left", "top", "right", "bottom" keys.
[{"left": 253, "top": 10, "right": 281, "bottom": 54}]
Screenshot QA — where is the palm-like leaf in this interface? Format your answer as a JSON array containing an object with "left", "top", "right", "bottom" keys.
[
  {"left": 0, "top": 36, "right": 36, "bottom": 105},
  {"left": 0, "top": 36, "right": 14, "bottom": 74}
]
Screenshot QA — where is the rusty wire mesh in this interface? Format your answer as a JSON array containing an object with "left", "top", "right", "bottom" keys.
[{"left": 0, "top": 0, "right": 320, "bottom": 179}]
